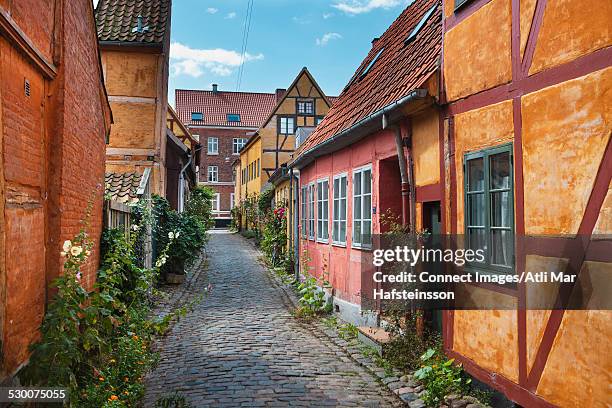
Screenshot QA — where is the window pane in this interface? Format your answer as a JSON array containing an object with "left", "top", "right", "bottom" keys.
[
  {"left": 467, "top": 193, "right": 485, "bottom": 227},
  {"left": 467, "top": 158, "right": 485, "bottom": 192},
  {"left": 491, "top": 230, "right": 513, "bottom": 267},
  {"left": 363, "top": 221, "right": 371, "bottom": 245},
  {"left": 467, "top": 228, "right": 486, "bottom": 257},
  {"left": 334, "top": 179, "right": 339, "bottom": 198},
  {"left": 341, "top": 177, "right": 347, "bottom": 196},
  {"left": 340, "top": 221, "right": 346, "bottom": 242},
  {"left": 363, "top": 194, "right": 372, "bottom": 220},
  {"left": 353, "top": 220, "right": 361, "bottom": 243},
  {"left": 340, "top": 197, "right": 346, "bottom": 220},
  {"left": 491, "top": 191, "right": 511, "bottom": 227},
  {"left": 490, "top": 152, "right": 511, "bottom": 190},
  {"left": 363, "top": 170, "right": 372, "bottom": 194},
  {"left": 354, "top": 173, "right": 361, "bottom": 195},
  {"left": 354, "top": 196, "right": 361, "bottom": 220}
]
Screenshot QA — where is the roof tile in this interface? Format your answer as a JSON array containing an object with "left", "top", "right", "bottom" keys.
[
  {"left": 297, "top": 0, "right": 442, "bottom": 155},
  {"left": 95, "top": 0, "right": 170, "bottom": 43}
]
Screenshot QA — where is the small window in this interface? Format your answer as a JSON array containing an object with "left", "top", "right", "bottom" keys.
[
  {"left": 230, "top": 193, "right": 235, "bottom": 209},
  {"left": 301, "top": 186, "right": 308, "bottom": 238},
  {"left": 279, "top": 117, "right": 295, "bottom": 135},
  {"left": 332, "top": 174, "right": 347, "bottom": 245},
  {"left": 207, "top": 166, "right": 218, "bottom": 182},
  {"left": 353, "top": 165, "right": 372, "bottom": 248},
  {"left": 207, "top": 137, "right": 218, "bottom": 155},
  {"left": 464, "top": 144, "right": 514, "bottom": 271},
  {"left": 257, "top": 159, "right": 260, "bottom": 177},
  {"left": 308, "top": 183, "right": 315, "bottom": 240},
  {"left": 316, "top": 117, "right": 324, "bottom": 126},
  {"left": 233, "top": 138, "right": 248, "bottom": 154},
  {"left": 191, "top": 112, "right": 203, "bottom": 121},
  {"left": 359, "top": 48, "right": 384, "bottom": 80},
  {"left": 227, "top": 114, "right": 241, "bottom": 122},
  {"left": 317, "top": 179, "right": 329, "bottom": 242},
  {"left": 405, "top": 4, "right": 436, "bottom": 45},
  {"left": 297, "top": 100, "right": 314, "bottom": 115}
]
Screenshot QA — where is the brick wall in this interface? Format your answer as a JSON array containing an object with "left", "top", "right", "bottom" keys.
[
  {"left": 190, "top": 127, "right": 252, "bottom": 216},
  {"left": 0, "top": 0, "right": 108, "bottom": 379}
]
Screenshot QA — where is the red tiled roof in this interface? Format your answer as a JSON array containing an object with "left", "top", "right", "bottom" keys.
[
  {"left": 296, "top": 0, "right": 442, "bottom": 155},
  {"left": 95, "top": 0, "right": 170, "bottom": 44},
  {"left": 175, "top": 89, "right": 277, "bottom": 128}
]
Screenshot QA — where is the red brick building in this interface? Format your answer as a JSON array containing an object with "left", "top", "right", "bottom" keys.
[
  {"left": 175, "top": 86, "right": 277, "bottom": 226},
  {"left": 0, "top": 0, "right": 112, "bottom": 379}
]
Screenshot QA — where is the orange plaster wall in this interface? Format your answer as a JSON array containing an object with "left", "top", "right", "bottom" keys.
[
  {"left": 107, "top": 102, "right": 157, "bottom": 149},
  {"left": 536, "top": 309, "right": 612, "bottom": 407},
  {"left": 521, "top": 67, "right": 611, "bottom": 235},
  {"left": 593, "top": 181, "right": 612, "bottom": 235},
  {"left": 453, "top": 100, "right": 514, "bottom": 232},
  {"left": 519, "top": 0, "right": 537, "bottom": 58},
  {"left": 412, "top": 108, "right": 440, "bottom": 187},
  {"left": 453, "top": 308, "right": 519, "bottom": 383},
  {"left": 529, "top": 0, "right": 612, "bottom": 75},
  {"left": 102, "top": 51, "right": 158, "bottom": 98},
  {"left": 443, "top": 0, "right": 512, "bottom": 102}
]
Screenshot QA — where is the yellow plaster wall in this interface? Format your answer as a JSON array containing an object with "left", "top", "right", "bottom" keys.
[
  {"left": 443, "top": 0, "right": 512, "bottom": 102},
  {"left": 453, "top": 307, "right": 519, "bottom": 382},
  {"left": 412, "top": 108, "right": 440, "bottom": 187},
  {"left": 107, "top": 102, "right": 156, "bottom": 149},
  {"left": 454, "top": 100, "right": 515, "bottom": 232},
  {"left": 241, "top": 137, "right": 262, "bottom": 196},
  {"left": 103, "top": 51, "right": 158, "bottom": 98},
  {"left": 536, "top": 308, "right": 612, "bottom": 407},
  {"left": 522, "top": 68, "right": 611, "bottom": 235},
  {"left": 529, "top": 0, "right": 612, "bottom": 75}
]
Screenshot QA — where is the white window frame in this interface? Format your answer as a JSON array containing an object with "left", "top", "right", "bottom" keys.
[
  {"left": 316, "top": 178, "right": 329, "bottom": 243},
  {"left": 332, "top": 173, "right": 348, "bottom": 246},
  {"left": 207, "top": 137, "right": 219, "bottom": 155},
  {"left": 352, "top": 164, "right": 372, "bottom": 249},
  {"left": 308, "top": 182, "right": 315, "bottom": 240},
  {"left": 207, "top": 165, "right": 218, "bottom": 182},
  {"left": 233, "top": 138, "right": 247, "bottom": 155},
  {"left": 211, "top": 193, "right": 220, "bottom": 212},
  {"left": 280, "top": 117, "right": 295, "bottom": 135},
  {"left": 301, "top": 186, "right": 308, "bottom": 238},
  {"left": 230, "top": 193, "right": 235, "bottom": 209}
]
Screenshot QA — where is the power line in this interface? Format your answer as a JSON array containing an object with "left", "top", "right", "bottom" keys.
[{"left": 236, "top": 0, "right": 254, "bottom": 91}]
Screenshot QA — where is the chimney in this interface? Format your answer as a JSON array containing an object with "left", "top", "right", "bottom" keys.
[
  {"left": 212, "top": 84, "right": 219, "bottom": 93},
  {"left": 275, "top": 88, "right": 286, "bottom": 102},
  {"left": 371, "top": 37, "right": 380, "bottom": 46}
]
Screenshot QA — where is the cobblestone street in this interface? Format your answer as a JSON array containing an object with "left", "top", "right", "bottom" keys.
[{"left": 144, "top": 231, "right": 402, "bottom": 407}]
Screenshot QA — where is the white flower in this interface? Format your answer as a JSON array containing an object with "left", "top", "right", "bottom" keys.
[
  {"left": 85, "top": 250, "right": 91, "bottom": 257},
  {"left": 168, "top": 232, "right": 175, "bottom": 239},
  {"left": 63, "top": 240, "right": 72, "bottom": 252},
  {"left": 60, "top": 251, "right": 67, "bottom": 257},
  {"left": 132, "top": 224, "right": 140, "bottom": 231},
  {"left": 175, "top": 231, "right": 180, "bottom": 238},
  {"left": 70, "top": 246, "right": 83, "bottom": 256},
  {"left": 155, "top": 255, "right": 168, "bottom": 268}
]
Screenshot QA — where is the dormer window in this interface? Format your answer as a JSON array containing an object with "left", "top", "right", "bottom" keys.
[
  {"left": 191, "top": 112, "right": 203, "bottom": 121},
  {"left": 227, "top": 114, "right": 241, "bottom": 123}
]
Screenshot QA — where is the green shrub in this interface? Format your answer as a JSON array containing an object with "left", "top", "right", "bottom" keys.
[
  {"left": 260, "top": 206, "right": 287, "bottom": 267},
  {"left": 414, "top": 348, "right": 471, "bottom": 407}
]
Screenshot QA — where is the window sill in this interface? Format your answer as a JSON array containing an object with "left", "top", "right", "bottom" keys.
[
  {"left": 207, "top": 153, "right": 219, "bottom": 156},
  {"left": 316, "top": 238, "right": 329, "bottom": 244},
  {"left": 331, "top": 242, "right": 347, "bottom": 248},
  {"left": 351, "top": 245, "right": 372, "bottom": 251}
]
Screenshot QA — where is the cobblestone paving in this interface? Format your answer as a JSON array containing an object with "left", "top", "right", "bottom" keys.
[{"left": 144, "top": 231, "right": 403, "bottom": 407}]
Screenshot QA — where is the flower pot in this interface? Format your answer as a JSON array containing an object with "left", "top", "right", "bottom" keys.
[{"left": 166, "top": 273, "right": 186, "bottom": 284}]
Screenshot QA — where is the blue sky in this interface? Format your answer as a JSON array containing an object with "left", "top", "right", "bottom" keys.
[{"left": 167, "top": 0, "right": 410, "bottom": 106}]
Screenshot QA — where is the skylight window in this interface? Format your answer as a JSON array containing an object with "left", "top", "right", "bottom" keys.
[
  {"left": 227, "top": 114, "right": 241, "bottom": 122},
  {"left": 359, "top": 47, "right": 384, "bottom": 80},
  {"left": 191, "top": 112, "right": 203, "bottom": 121},
  {"left": 405, "top": 4, "right": 436, "bottom": 45}
]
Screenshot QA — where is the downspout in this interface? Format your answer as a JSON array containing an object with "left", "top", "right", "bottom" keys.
[
  {"left": 291, "top": 168, "right": 300, "bottom": 281},
  {"left": 383, "top": 114, "right": 411, "bottom": 228},
  {"left": 179, "top": 146, "right": 202, "bottom": 212}
]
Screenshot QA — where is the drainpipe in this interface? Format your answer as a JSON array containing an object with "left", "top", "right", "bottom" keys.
[
  {"left": 292, "top": 169, "right": 300, "bottom": 281},
  {"left": 179, "top": 146, "right": 202, "bottom": 212},
  {"left": 383, "top": 114, "right": 411, "bottom": 228}
]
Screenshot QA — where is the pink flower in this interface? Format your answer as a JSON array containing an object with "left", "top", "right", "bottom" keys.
[{"left": 76, "top": 272, "right": 82, "bottom": 281}]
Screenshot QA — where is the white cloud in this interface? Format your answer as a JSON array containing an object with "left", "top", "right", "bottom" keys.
[
  {"left": 225, "top": 12, "right": 237, "bottom": 19},
  {"left": 332, "top": 0, "right": 402, "bottom": 15},
  {"left": 292, "top": 16, "right": 311, "bottom": 25},
  {"left": 206, "top": 7, "right": 219, "bottom": 14},
  {"left": 316, "top": 32, "right": 343, "bottom": 46},
  {"left": 169, "top": 42, "right": 264, "bottom": 78},
  {"left": 322, "top": 12, "right": 334, "bottom": 19}
]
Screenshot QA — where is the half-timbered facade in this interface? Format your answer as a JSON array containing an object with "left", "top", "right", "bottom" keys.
[{"left": 441, "top": 0, "right": 611, "bottom": 406}]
